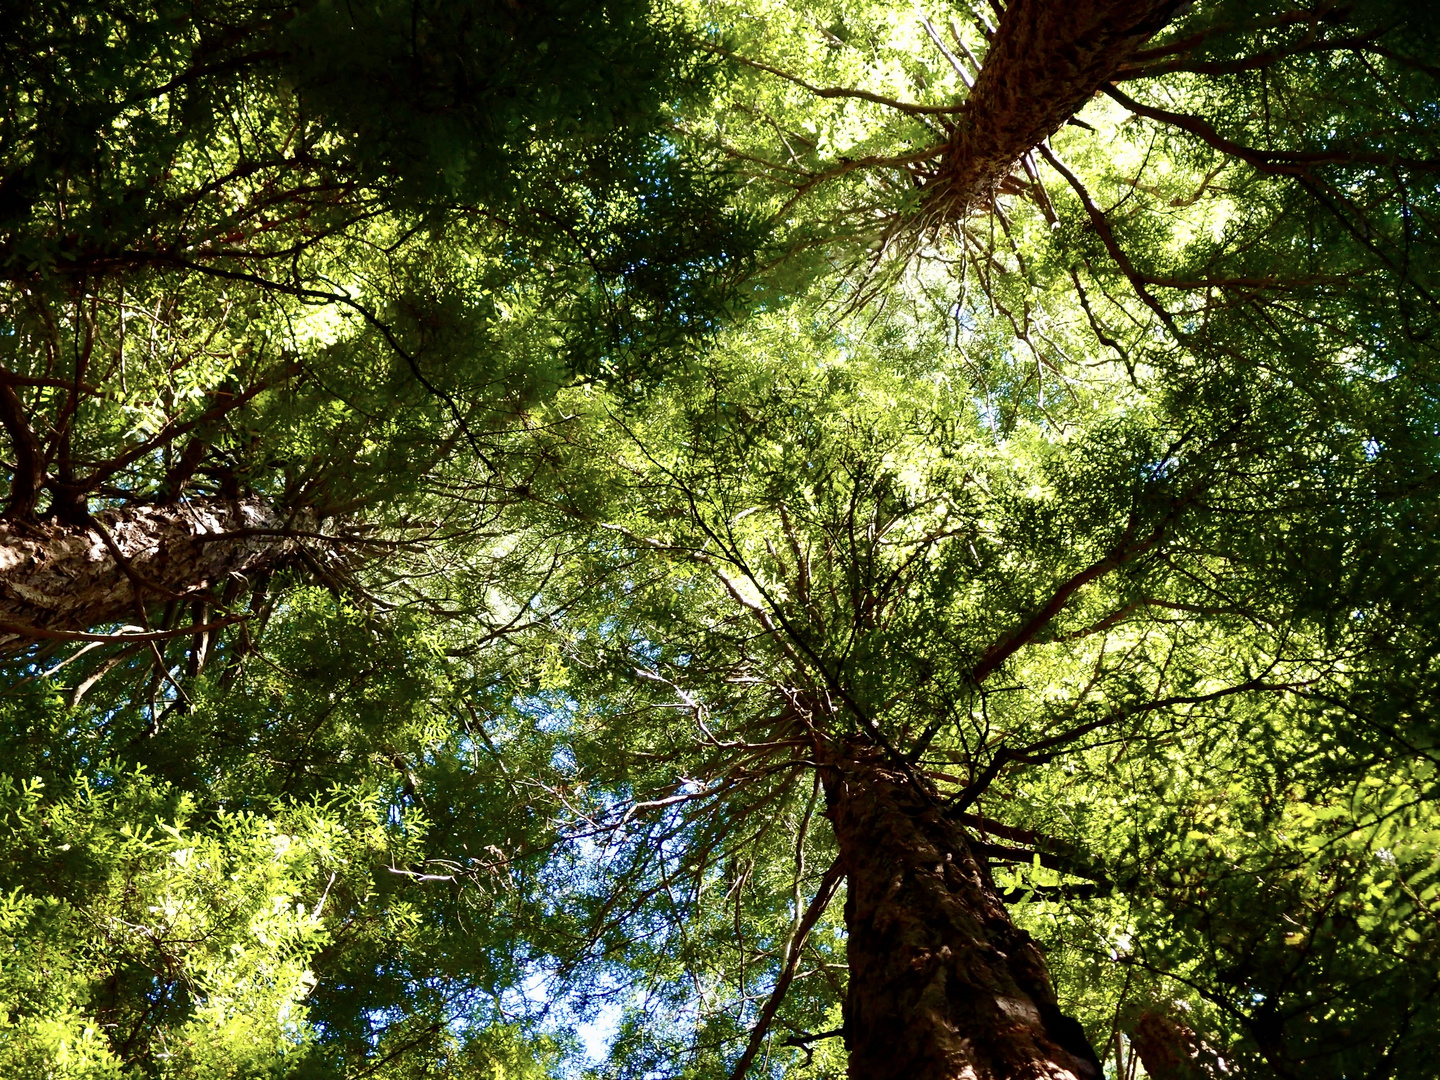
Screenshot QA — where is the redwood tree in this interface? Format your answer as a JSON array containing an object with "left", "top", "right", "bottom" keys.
[
  {"left": 521, "top": 275, "right": 1439, "bottom": 1077},
  {"left": 0, "top": 0, "right": 748, "bottom": 658},
  {"left": 3, "top": 1, "right": 1439, "bottom": 1078},
  {"left": 497, "top": 0, "right": 1440, "bottom": 1076},
  {"left": 0, "top": 2, "right": 751, "bottom": 1073}
]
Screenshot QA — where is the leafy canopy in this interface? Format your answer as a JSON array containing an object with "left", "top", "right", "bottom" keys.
[{"left": 2, "top": 1, "right": 1440, "bottom": 1078}]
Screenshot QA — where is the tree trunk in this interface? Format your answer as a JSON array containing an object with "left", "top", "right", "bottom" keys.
[
  {"left": 924, "top": 0, "right": 1188, "bottom": 221},
  {"left": 821, "top": 747, "right": 1102, "bottom": 1080},
  {"left": 0, "top": 498, "right": 310, "bottom": 651},
  {"left": 1127, "top": 1008, "right": 1231, "bottom": 1079}
]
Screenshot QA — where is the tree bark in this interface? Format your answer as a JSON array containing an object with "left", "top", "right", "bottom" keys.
[
  {"left": 821, "top": 746, "right": 1102, "bottom": 1080},
  {"left": 1127, "top": 1008, "right": 1231, "bottom": 1079},
  {"left": 0, "top": 498, "right": 310, "bottom": 651},
  {"left": 923, "top": 0, "right": 1188, "bottom": 222}
]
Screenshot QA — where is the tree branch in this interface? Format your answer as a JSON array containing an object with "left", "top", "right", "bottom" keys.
[
  {"left": 969, "top": 518, "right": 1165, "bottom": 684},
  {"left": 728, "top": 857, "right": 845, "bottom": 1080},
  {"left": 1036, "top": 144, "right": 1184, "bottom": 338},
  {"left": 0, "top": 371, "right": 45, "bottom": 520},
  {"left": 705, "top": 45, "right": 964, "bottom": 116},
  {"left": 1103, "top": 82, "right": 1440, "bottom": 174},
  {"left": 0, "top": 614, "right": 247, "bottom": 645}
]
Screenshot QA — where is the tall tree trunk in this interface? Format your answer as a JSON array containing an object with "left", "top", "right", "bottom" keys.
[
  {"left": 821, "top": 747, "right": 1102, "bottom": 1080},
  {"left": 1127, "top": 1008, "right": 1231, "bottom": 1079},
  {"left": 0, "top": 498, "right": 311, "bottom": 651},
  {"left": 924, "top": 0, "right": 1188, "bottom": 221}
]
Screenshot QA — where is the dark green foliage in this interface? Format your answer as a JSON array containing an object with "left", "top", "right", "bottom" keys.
[
  {"left": 0, "top": 0, "right": 755, "bottom": 520},
  {"left": 3, "top": 1, "right": 1440, "bottom": 1077}
]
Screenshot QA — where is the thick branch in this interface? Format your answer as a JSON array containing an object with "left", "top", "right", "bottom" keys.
[
  {"left": 1103, "top": 83, "right": 1440, "bottom": 174},
  {"left": 77, "top": 364, "right": 297, "bottom": 494},
  {"left": 969, "top": 519, "right": 1164, "bottom": 684},
  {"left": 1037, "top": 143, "right": 1184, "bottom": 337},
  {"left": 1115, "top": 32, "right": 1385, "bottom": 81},
  {"left": 0, "top": 373, "right": 45, "bottom": 520},
  {"left": 1123, "top": 6, "right": 1351, "bottom": 66},
  {"left": 0, "top": 497, "right": 313, "bottom": 652}
]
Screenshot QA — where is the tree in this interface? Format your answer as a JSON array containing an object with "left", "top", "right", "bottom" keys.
[
  {"left": 0, "top": 0, "right": 749, "bottom": 651},
  {"left": 482, "top": 1, "right": 1440, "bottom": 1076},
  {"left": 0, "top": 593, "right": 581, "bottom": 1077},
  {"left": 516, "top": 290, "right": 1440, "bottom": 1079},
  {"left": 0, "top": 1, "right": 752, "bottom": 1073},
  {"left": 4, "top": 1, "right": 1440, "bottom": 1079}
]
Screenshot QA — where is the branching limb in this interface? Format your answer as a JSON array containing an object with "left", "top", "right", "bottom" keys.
[
  {"left": 1103, "top": 83, "right": 1440, "bottom": 173},
  {"left": 705, "top": 44, "right": 964, "bottom": 116},
  {"left": 728, "top": 857, "right": 845, "bottom": 1080},
  {"left": 0, "top": 615, "right": 248, "bottom": 645},
  {"left": 0, "top": 370, "right": 46, "bottom": 520},
  {"left": 969, "top": 516, "right": 1166, "bottom": 684},
  {"left": 1037, "top": 144, "right": 1183, "bottom": 339}
]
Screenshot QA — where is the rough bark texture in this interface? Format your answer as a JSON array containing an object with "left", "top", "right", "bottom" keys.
[
  {"left": 1127, "top": 1009, "right": 1231, "bottom": 1079},
  {"left": 0, "top": 498, "right": 309, "bottom": 651},
  {"left": 822, "top": 747, "right": 1102, "bottom": 1080},
  {"left": 924, "top": 0, "right": 1188, "bottom": 221}
]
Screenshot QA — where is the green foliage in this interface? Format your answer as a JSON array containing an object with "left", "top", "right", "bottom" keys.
[
  {"left": 496, "top": 231, "right": 1440, "bottom": 1074},
  {"left": 0, "top": 0, "right": 755, "bottom": 535},
  {"left": 4, "top": 1, "right": 1440, "bottom": 1078},
  {"left": 0, "top": 762, "right": 385, "bottom": 1077},
  {"left": 0, "top": 589, "right": 596, "bottom": 1077}
]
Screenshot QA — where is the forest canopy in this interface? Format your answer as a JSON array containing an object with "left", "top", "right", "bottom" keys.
[{"left": 1, "top": 1, "right": 1438, "bottom": 1079}]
